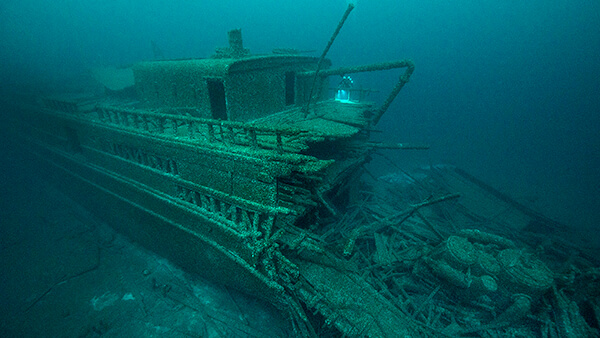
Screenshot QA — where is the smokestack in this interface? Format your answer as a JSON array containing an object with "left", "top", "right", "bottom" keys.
[
  {"left": 228, "top": 29, "right": 248, "bottom": 58},
  {"left": 228, "top": 29, "right": 244, "bottom": 51}
]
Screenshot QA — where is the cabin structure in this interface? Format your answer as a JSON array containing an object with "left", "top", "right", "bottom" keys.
[{"left": 133, "top": 29, "right": 330, "bottom": 122}]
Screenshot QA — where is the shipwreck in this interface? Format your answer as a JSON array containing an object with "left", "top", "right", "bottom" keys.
[{"left": 2, "top": 5, "right": 599, "bottom": 337}]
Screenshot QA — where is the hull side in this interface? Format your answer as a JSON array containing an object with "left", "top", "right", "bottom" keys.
[{"left": 9, "top": 131, "right": 287, "bottom": 305}]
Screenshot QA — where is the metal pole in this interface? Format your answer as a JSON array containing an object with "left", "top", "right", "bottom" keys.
[{"left": 303, "top": 4, "right": 355, "bottom": 117}]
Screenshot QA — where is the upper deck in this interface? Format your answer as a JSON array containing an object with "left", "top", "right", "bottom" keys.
[{"left": 41, "top": 94, "right": 372, "bottom": 158}]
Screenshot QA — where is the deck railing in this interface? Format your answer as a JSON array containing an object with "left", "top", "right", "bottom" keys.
[{"left": 95, "top": 106, "right": 307, "bottom": 154}]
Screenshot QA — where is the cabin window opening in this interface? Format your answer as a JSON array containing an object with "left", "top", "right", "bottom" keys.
[
  {"left": 65, "top": 126, "right": 82, "bottom": 153},
  {"left": 285, "top": 71, "right": 295, "bottom": 105},
  {"left": 206, "top": 78, "right": 227, "bottom": 120}
]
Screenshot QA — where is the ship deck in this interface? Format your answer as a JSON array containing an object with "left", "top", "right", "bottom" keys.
[{"left": 42, "top": 95, "right": 374, "bottom": 156}]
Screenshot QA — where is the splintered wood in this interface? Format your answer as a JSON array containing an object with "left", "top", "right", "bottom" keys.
[{"left": 302, "top": 165, "right": 600, "bottom": 337}]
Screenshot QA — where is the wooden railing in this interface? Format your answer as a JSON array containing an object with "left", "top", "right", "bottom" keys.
[
  {"left": 95, "top": 106, "right": 307, "bottom": 153},
  {"left": 175, "top": 183, "right": 280, "bottom": 239}
]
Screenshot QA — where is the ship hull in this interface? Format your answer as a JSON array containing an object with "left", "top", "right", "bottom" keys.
[{"left": 3, "top": 105, "right": 287, "bottom": 305}]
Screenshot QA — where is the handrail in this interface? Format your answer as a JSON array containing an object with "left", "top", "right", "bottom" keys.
[
  {"left": 95, "top": 105, "right": 308, "bottom": 154},
  {"left": 297, "top": 58, "right": 415, "bottom": 125}
]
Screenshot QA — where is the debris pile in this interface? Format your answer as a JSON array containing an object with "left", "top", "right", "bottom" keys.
[{"left": 305, "top": 165, "right": 600, "bottom": 337}]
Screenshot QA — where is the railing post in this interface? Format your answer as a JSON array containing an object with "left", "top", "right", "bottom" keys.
[
  {"left": 207, "top": 124, "right": 215, "bottom": 142},
  {"left": 97, "top": 107, "right": 105, "bottom": 121},
  {"left": 227, "top": 126, "right": 235, "bottom": 145},
  {"left": 116, "top": 110, "right": 123, "bottom": 125},
  {"left": 276, "top": 133, "right": 283, "bottom": 154},
  {"left": 142, "top": 116, "right": 149, "bottom": 131},
  {"left": 171, "top": 118, "right": 177, "bottom": 135},
  {"left": 157, "top": 117, "right": 165, "bottom": 134},
  {"left": 122, "top": 111, "right": 129, "bottom": 127},
  {"left": 248, "top": 128, "right": 258, "bottom": 149},
  {"left": 131, "top": 114, "right": 139, "bottom": 129},
  {"left": 188, "top": 121, "right": 195, "bottom": 139}
]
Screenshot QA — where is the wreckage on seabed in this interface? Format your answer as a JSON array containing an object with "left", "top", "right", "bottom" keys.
[{"left": 2, "top": 5, "right": 599, "bottom": 337}]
